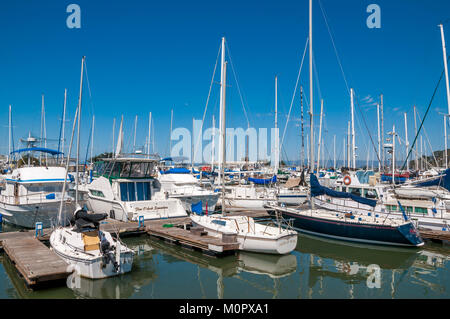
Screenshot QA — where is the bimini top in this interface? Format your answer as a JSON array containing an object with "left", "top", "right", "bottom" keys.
[{"left": 10, "top": 147, "right": 63, "bottom": 156}]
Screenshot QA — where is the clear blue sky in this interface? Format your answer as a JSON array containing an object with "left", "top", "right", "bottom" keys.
[{"left": 0, "top": 0, "right": 449, "bottom": 165}]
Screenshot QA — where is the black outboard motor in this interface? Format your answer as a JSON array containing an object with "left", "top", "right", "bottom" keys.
[
  {"left": 70, "top": 208, "right": 108, "bottom": 231},
  {"left": 99, "top": 231, "right": 120, "bottom": 273}
]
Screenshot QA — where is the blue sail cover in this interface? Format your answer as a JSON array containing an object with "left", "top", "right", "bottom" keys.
[
  {"left": 310, "top": 174, "right": 377, "bottom": 207},
  {"left": 10, "top": 147, "right": 63, "bottom": 155},
  {"left": 416, "top": 168, "right": 450, "bottom": 192},
  {"left": 248, "top": 175, "right": 277, "bottom": 185},
  {"left": 160, "top": 167, "right": 191, "bottom": 174}
]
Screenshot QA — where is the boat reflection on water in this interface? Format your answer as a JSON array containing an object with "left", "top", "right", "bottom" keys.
[
  {"left": 236, "top": 252, "right": 297, "bottom": 279},
  {"left": 295, "top": 233, "right": 450, "bottom": 298}
]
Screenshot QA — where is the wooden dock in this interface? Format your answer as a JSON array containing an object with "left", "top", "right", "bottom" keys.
[
  {"left": 419, "top": 228, "right": 450, "bottom": 243},
  {"left": 0, "top": 210, "right": 269, "bottom": 288},
  {"left": 0, "top": 234, "right": 71, "bottom": 288}
]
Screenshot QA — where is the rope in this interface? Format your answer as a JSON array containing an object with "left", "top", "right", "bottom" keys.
[{"left": 400, "top": 55, "right": 450, "bottom": 171}]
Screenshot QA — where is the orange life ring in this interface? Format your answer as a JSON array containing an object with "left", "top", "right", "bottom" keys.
[{"left": 343, "top": 175, "right": 351, "bottom": 186}]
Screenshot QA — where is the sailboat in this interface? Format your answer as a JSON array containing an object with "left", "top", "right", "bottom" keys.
[
  {"left": 190, "top": 38, "right": 298, "bottom": 255},
  {"left": 50, "top": 56, "right": 134, "bottom": 279},
  {"left": 265, "top": 0, "right": 423, "bottom": 247}
]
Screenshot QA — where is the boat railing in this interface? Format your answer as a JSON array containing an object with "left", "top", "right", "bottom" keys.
[{"left": 0, "top": 191, "right": 71, "bottom": 205}]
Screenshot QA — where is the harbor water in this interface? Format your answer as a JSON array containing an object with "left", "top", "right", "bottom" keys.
[{"left": 1, "top": 222, "right": 450, "bottom": 299}]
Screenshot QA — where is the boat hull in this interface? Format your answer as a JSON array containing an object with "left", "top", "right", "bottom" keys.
[
  {"left": 0, "top": 201, "right": 76, "bottom": 229},
  {"left": 267, "top": 208, "right": 423, "bottom": 247}
]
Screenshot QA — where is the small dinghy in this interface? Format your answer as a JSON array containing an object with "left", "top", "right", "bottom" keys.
[
  {"left": 50, "top": 208, "right": 134, "bottom": 279},
  {"left": 190, "top": 213, "right": 298, "bottom": 255}
]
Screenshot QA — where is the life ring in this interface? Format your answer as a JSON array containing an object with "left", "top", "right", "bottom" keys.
[{"left": 343, "top": 175, "right": 351, "bottom": 186}]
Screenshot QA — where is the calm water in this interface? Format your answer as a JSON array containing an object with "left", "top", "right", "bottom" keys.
[{"left": 1, "top": 222, "right": 450, "bottom": 299}]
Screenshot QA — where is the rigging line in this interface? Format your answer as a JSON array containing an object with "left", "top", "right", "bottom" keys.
[
  {"left": 280, "top": 37, "right": 309, "bottom": 152},
  {"left": 318, "top": 0, "right": 351, "bottom": 95},
  {"left": 400, "top": 55, "right": 450, "bottom": 171},
  {"left": 415, "top": 111, "right": 439, "bottom": 167},
  {"left": 225, "top": 41, "right": 250, "bottom": 128},
  {"left": 193, "top": 41, "right": 221, "bottom": 161},
  {"left": 83, "top": 59, "right": 95, "bottom": 119}
]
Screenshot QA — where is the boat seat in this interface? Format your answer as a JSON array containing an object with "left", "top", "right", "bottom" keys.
[{"left": 82, "top": 230, "right": 100, "bottom": 251}]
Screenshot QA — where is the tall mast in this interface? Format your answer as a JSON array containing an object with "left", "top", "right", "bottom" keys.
[
  {"left": 444, "top": 115, "right": 448, "bottom": 169},
  {"left": 377, "top": 103, "right": 381, "bottom": 172},
  {"left": 112, "top": 117, "right": 116, "bottom": 157},
  {"left": 75, "top": 56, "right": 85, "bottom": 208},
  {"left": 350, "top": 88, "right": 356, "bottom": 169},
  {"left": 404, "top": 112, "right": 409, "bottom": 171},
  {"left": 212, "top": 115, "right": 215, "bottom": 168},
  {"left": 381, "top": 94, "right": 384, "bottom": 171},
  {"left": 347, "top": 121, "right": 350, "bottom": 168},
  {"left": 274, "top": 75, "right": 279, "bottom": 173},
  {"left": 90, "top": 115, "right": 95, "bottom": 164},
  {"left": 133, "top": 115, "right": 138, "bottom": 153},
  {"left": 148, "top": 112, "right": 152, "bottom": 158},
  {"left": 413, "top": 106, "right": 418, "bottom": 170},
  {"left": 170, "top": 109, "right": 173, "bottom": 156},
  {"left": 8, "top": 105, "right": 11, "bottom": 163},
  {"left": 309, "top": 0, "right": 314, "bottom": 173},
  {"left": 300, "top": 86, "right": 305, "bottom": 168},
  {"left": 191, "top": 117, "right": 194, "bottom": 169},
  {"left": 392, "top": 125, "right": 396, "bottom": 184},
  {"left": 61, "top": 89, "right": 67, "bottom": 162},
  {"left": 439, "top": 24, "right": 450, "bottom": 118},
  {"left": 220, "top": 62, "right": 228, "bottom": 215},
  {"left": 317, "top": 99, "right": 323, "bottom": 172},
  {"left": 218, "top": 37, "right": 226, "bottom": 186},
  {"left": 333, "top": 134, "right": 336, "bottom": 170}
]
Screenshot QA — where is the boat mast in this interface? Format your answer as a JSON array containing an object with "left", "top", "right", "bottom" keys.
[
  {"left": 333, "top": 134, "right": 336, "bottom": 170},
  {"left": 275, "top": 75, "right": 279, "bottom": 173},
  {"left": 309, "top": 0, "right": 315, "bottom": 210},
  {"left": 317, "top": 99, "right": 323, "bottom": 173},
  {"left": 133, "top": 115, "right": 138, "bottom": 153},
  {"left": 112, "top": 117, "right": 116, "bottom": 158},
  {"left": 220, "top": 58, "right": 228, "bottom": 215},
  {"left": 90, "top": 115, "right": 95, "bottom": 164},
  {"left": 439, "top": 24, "right": 450, "bottom": 170},
  {"left": 75, "top": 56, "right": 85, "bottom": 208},
  {"left": 61, "top": 89, "right": 67, "bottom": 163},
  {"left": 404, "top": 112, "right": 409, "bottom": 171},
  {"left": 413, "top": 106, "right": 418, "bottom": 170},
  {"left": 212, "top": 115, "right": 215, "bottom": 169},
  {"left": 218, "top": 37, "right": 226, "bottom": 186},
  {"left": 347, "top": 121, "right": 350, "bottom": 168},
  {"left": 381, "top": 94, "right": 384, "bottom": 171},
  {"left": 392, "top": 125, "right": 396, "bottom": 184},
  {"left": 377, "top": 103, "right": 381, "bottom": 172},
  {"left": 148, "top": 112, "right": 152, "bottom": 158},
  {"left": 170, "top": 109, "right": 173, "bottom": 157},
  {"left": 350, "top": 88, "right": 356, "bottom": 169},
  {"left": 8, "top": 105, "right": 11, "bottom": 163},
  {"left": 300, "top": 86, "right": 305, "bottom": 168}
]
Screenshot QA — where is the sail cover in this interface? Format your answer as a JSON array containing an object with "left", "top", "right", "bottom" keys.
[
  {"left": 310, "top": 174, "right": 377, "bottom": 207},
  {"left": 248, "top": 175, "right": 277, "bottom": 185},
  {"left": 416, "top": 168, "right": 450, "bottom": 192}
]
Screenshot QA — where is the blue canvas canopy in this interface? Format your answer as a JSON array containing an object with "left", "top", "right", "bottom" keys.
[
  {"left": 248, "top": 175, "right": 277, "bottom": 185},
  {"left": 10, "top": 147, "right": 63, "bottom": 156},
  {"left": 416, "top": 168, "right": 450, "bottom": 192},
  {"left": 310, "top": 174, "right": 377, "bottom": 207},
  {"left": 160, "top": 167, "right": 191, "bottom": 174}
]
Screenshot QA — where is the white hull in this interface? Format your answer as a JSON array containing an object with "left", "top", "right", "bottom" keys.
[
  {"left": 190, "top": 214, "right": 298, "bottom": 255},
  {"left": 50, "top": 228, "right": 134, "bottom": 279},
  {"left": 0, "top": 200, "right": 76, "bottom": 228}
]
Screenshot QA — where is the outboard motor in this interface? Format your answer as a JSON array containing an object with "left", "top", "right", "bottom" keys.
[{"left": 99, "top": 231, "right": 119, "bottom": 273}]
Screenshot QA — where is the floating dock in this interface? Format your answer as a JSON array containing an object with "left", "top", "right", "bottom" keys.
[
  {"left": 0, "top": 210, "right": 269, "bottom": 289},
  {"left": 418, "top": 228, "right": 450, "bottom": 243}
]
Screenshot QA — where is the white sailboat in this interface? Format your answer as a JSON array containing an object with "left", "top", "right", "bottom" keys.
[
  {"left": 190, "top": 38, "right": 298, "bottom": 255},
  {"left": 50, "top": 56, "right": 134, "bottom": 279}
]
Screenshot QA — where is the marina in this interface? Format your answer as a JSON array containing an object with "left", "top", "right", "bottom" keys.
[{"left": 1, "top": 0, "right": 450, "bottom": 303}]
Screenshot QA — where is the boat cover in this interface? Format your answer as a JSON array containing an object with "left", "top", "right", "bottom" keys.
[
  {"left": 160, "top": 167, "right": 191, "bottom": 174},
  {"left": 71, "top": 209, "right": 108, "bottom": 230},
  {"left": 416, "top": 168, "right": 450, "bottom": 192},
  {"left": 248, "top": 175, "right": 277, "bottom": 185},
  {"left": 310, "top": 174, "right": 377, "bottom": 207}
]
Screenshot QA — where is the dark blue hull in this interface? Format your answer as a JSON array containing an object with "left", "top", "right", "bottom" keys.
[{"left": 268, "top": 209, "right": 423, "bottom": 247}]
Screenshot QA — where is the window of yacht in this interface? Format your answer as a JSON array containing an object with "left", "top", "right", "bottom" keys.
[
  {"left": 414, "top": 207, "right": 427, "bottom": 214},
  {"left": 349, "top": 188, "right": 361, "bottom": 196},
  {"left": 27, "top": 184, "right": 63, "bottom": 194},
  {"left": 89, "top": 189, "right": 105, "bottom": 198},
  {"left": 364, "top": 189, "right": 378, "bottom": 199},
  {"left": 120, "top": 182, "right": 151, "bottom": 201}
]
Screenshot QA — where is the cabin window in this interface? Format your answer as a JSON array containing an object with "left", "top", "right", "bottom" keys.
[
  {"left": 364, "top": 189, "right": 378, "bottom": 199},
  {"left": 120, "top": 182, "right": 136, "bottom": 201},
  {"left": 89, "top": 189, "right": 105, "bottom": 198},
  {"left": 349, "top": 188, "right": 361, "bottom": 196},
  {"left": 120, "top": 182, "right": 151, "bottom": 201},
  {"left": 136, "top": 182, "right": 151, "bottom": 201},
  {"left": 386, "top": 205, "right": 397, "bottom": 211},
  {"left": 414, "top": 207, "right": 427, "bottom": 214}
]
